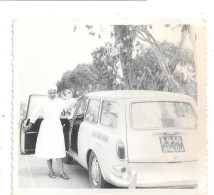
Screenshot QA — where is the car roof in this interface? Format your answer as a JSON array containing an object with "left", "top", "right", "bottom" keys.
[
  {"left": 86, "top": 90, "right": 194, "bottom": 100},
  {"left": 29, "top": 90, "right": 195, "bottom": 102}
]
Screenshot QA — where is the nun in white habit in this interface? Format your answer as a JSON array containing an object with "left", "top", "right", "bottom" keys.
[{"left": 23, "top": 86, "right": 77, "bottom": 179}]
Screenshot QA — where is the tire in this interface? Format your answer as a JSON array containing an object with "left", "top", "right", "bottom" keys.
[
  {"left": 89, "top": 151, "right": 109, "bottom": 188},
  {"left": 63, "top": 153, "right": 73, "bottom": 164}
]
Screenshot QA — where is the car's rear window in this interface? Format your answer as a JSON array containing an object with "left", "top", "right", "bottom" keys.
[{"left": 131, "top": 102, "right": 197, "bottom": 130}]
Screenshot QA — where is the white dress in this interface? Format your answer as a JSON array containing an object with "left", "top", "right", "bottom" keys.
[{"left": 30, "top": 97, "right": 77, "bottom": 159}]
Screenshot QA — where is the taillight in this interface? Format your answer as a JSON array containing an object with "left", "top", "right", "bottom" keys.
[{"left": 117, "top": 140, "right": 125, "bottom": 160}]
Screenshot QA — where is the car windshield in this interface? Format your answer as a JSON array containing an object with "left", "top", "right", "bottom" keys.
[{"left": 131, "top": 101, "right": 197, "bottom": 130}]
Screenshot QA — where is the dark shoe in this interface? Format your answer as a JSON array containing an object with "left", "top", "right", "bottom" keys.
[
  {"left": 48, "top": 172, "right": 56, "bottom": 178},
  {"left": 59, "top": 173, "right": 69, "bottom": 180}
]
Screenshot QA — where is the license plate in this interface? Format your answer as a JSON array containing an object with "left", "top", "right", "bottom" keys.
[{"left": 159, "top": 136, "right": 185, "bottom": 153}]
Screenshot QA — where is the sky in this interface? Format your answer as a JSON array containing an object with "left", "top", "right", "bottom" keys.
[
  {"left": 14, "top": 19, "right": 114, "bottom": 102},
  {"left": 13, "top": 19, "right": 192, "bottom": 103}
]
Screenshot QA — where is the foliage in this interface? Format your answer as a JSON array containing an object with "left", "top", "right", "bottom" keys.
[
  {"left": 56, "top": 43, "right": 120, "bottom": 96},
  {"left": 56, "top": 64, "right": 98, "bottom": 97},
  {"left": 130, "top": 42, "right": 196, "bottom": 99},
  {"left": 57, "top": 40, "right": 196, "bottom": 99},
  {"left": 91, "top": 44, "right": 120, "bottom": 91},
  {"left": 57, "top": 24, "right": 197, "bottom": 100}
]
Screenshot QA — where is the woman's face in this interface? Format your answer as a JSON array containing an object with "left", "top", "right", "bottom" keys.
[{"left": 48, "top": 89, "right": 57, "bottom": 99}]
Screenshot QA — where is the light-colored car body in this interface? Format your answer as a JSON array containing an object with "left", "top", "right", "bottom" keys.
[
  {"left": 67, "top": 90, "right": 198, "bottom": 188},
  {"left": 21, "top": 90, "right": 198, "bottom": 188}
]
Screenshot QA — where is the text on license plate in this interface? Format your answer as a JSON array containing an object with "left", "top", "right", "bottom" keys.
[{"left": 159, "top": 136, "right": 185, "bottom": 153}]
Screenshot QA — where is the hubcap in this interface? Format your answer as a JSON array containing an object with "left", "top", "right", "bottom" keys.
[{"left": 91, "top": 157, "right": 99, "bottom": 186}]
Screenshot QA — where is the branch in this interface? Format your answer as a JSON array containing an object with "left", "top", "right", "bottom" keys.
[
  {"left": 134, "top": 31, "right": 156, "bottom": 46},
  {"left": 143, "top": 30, "right": 155, "bottom": 44},
  {"left": 144, "top": 30, "right": 172, "bottom": 76},
  {"left": 131, "top": 25, "right": 182, "bottom": 92},
  {"left": 130, "top": 26, "right": 151, "bottom": 43},
  {"left": 136, "top": 30, "right": 148, "bottom": 41},
  {"left": 135, "top": 33, "right": 153, "bottom": 45}
]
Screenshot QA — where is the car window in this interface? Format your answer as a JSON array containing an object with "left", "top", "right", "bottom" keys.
[
  {"left": 77, "top": 97, "right": 89, "bottom": 116},
  {"left": 100, "top": 101, "right": 118, "bottom": 128},
  {"left": 85, "top": 99, "right": 100, "bottom": 123},
  {"left": 27, "top": 95, "right": 46, "bottom": 119},
  {"left": 131, "top": 101, "right": 197, "bottom": 130}
]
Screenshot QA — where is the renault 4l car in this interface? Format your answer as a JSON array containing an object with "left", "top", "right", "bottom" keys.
[{"left": 20, "top": 90, "right": 198, "bottom": 188}]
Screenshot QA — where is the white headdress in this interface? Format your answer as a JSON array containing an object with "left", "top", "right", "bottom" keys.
[{"left": 47, "top": 85, "right": 57, "bottom": 92}]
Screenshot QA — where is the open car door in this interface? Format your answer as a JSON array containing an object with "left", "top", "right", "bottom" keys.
[
  {"left": 20, "top": 95, "right": 70, "bottom": 155},
  {"left": 69, "top": 96, "right": 88, "bottom": 154}
]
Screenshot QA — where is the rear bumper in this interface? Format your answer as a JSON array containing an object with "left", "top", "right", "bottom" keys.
[
  {"left": 135, "top": 180, "right": 198, "bottom": 188},
  {"left": 107, "top": 161, "right": 198, "bottom": 188}
]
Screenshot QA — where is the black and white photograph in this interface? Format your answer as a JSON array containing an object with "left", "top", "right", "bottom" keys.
[{"left": 12, "top": 19, "right": 206, "bottom": 195}]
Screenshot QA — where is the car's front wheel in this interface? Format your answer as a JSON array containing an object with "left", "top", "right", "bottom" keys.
[{"left": 89, "top": 151, "right": 109, "bottom": 188}]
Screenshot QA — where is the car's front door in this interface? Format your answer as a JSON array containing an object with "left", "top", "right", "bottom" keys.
[
  {"left": 70, "top": 96, "right": 88, "bottom": 154},
  {"left": 20, "top": 95, "right": 70, "bottom": 155}
]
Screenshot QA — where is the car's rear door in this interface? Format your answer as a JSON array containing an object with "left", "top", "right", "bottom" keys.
[
  {"left": 125, "top": 98, "right": 198, "bottom": 163},
  {"left": 20, "top": 95, "right": 70, "bottom": 155}
]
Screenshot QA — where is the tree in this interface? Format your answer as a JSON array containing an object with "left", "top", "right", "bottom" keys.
[
  {"left": 91, "top": 43, "right": 120, "bottom": 90},
  {"left": 56, "top": 64, "right": 98, "bottom": 96},
  {"left": 113, "top": 24, "right": 197, "bottom": 94},
  {"left": 126, "top": 41, "right": 196, "bottom": 99},
  {"left": 113, "top": 26, "right": 135, "bottom": 89},
  {"left": 114, "top": 25, "right": 181, "bottom": 92},
  {"left": 57, "top": 24, "right": 197, "bottom": 99},
  {"left": 56, "top": 45, "right": 121, "bottom": 96}
]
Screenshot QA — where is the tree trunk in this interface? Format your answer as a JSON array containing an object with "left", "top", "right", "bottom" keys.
[
  {"left": 114, "top": 27, "right": 133, "bottom": 89},
  {"left": 145, "top": 31, "right": 182, "bottom": 92},
  {"left": 170, "top": 25, "right": 189, "bottom": 73}
]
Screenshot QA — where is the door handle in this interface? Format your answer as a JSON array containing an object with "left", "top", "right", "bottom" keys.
[
  {"left": 164, "top": 132, "right": 178, "bottom": 135},
  {"left": 25, "top": 131, "right": 38, "bottom": 134}
]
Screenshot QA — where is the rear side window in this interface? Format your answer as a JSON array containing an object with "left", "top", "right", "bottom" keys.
[
  {"left": 100, "top": 101, "right": 118, "bottom": 128},
  {"left": 85, "top": 99, "right": 100, "bottom": 123}
]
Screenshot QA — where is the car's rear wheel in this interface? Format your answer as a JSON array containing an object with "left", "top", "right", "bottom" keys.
[{"left": 89, "top": 151, "right": 109, "bottom": 188}]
